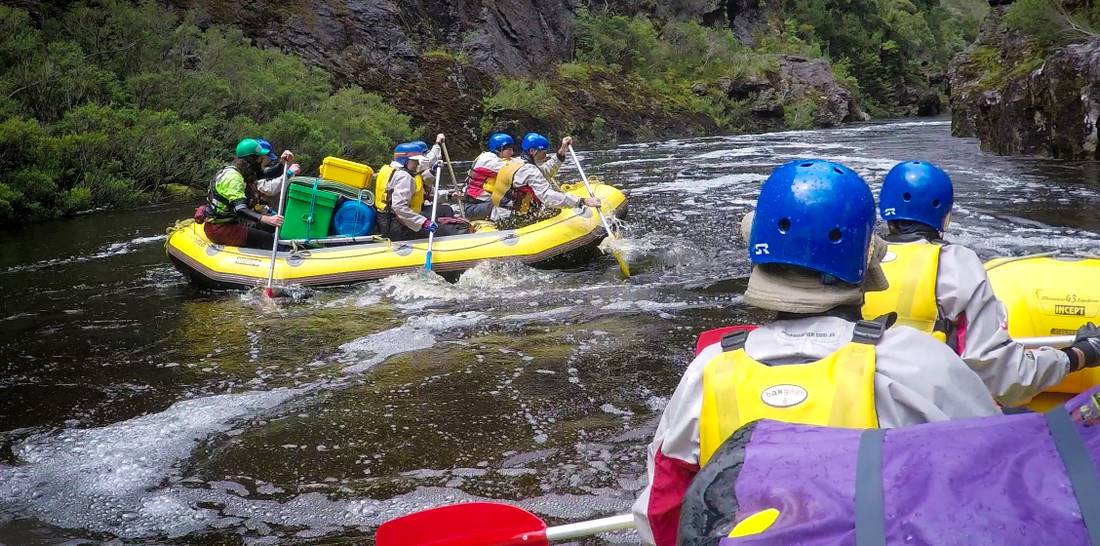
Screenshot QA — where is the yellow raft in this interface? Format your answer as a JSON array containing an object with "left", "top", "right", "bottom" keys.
[
  {"left": 166, "top": 181, "right": 627, "bottom": 288},
  {"left": 986, "top": 253, "right": 1100, "bottom": 409}
]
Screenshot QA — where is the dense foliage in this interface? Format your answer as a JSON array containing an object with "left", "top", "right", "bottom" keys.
[
  {"left": 0, "top": 1, "right": 413, "bottom": 224},
  {"left": 562, "top": 1, "right": 984, "bottom": 118},
  {"left": 780, "top": 0, "right": 984, "bottom": 113}
]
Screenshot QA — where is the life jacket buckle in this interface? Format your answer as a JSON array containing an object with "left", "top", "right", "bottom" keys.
[{"left": 851, "top": 319, "right": 887, "bottom": 345}]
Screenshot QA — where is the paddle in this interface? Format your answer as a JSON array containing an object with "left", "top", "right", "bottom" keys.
[
  {"left": 440, "top": 139, "right": 464, "bottom": 220},
  {"left": 423, "top": 163, "right": 443, "bottom": 273},
  {"left": 262, "top": 163, "right": 290, "bottom": 299},
  {"left": 1019, "top": 335, "right": 1074, "bottom": 349},
  {"left": 566, "top": 144, "right": 630, "bottom": 279},
  {"left": 375, "top": 502, "right": 633, "bottom": 546}
]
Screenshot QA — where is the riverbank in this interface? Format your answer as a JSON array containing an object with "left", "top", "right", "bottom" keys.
[{"left": 1, "top": 0, "right": 986, "bottom": 226}]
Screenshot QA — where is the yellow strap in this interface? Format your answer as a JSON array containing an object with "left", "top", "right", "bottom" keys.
[{"left": 699, "top": 343, "right": 878, "bottom": 466}]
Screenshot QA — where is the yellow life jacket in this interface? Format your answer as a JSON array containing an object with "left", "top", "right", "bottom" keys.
[
  {"left": 862, "top": 241, "right": 946, "bottom": 342},
  {"left": 374, "top": 164, "right": 424, "bottom": 214},
  {"left": 490, "top": 160, "right": 535, "bottom": 214},
  {"left": 698, "top": 322, "right": 881, "bottom": 467}
]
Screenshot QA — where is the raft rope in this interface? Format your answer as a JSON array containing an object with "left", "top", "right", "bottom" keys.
[
  {"left": 305, "top": 179, "right": 320, "bottom": 244},
  {"left": 164, "top": 218, "right": 196, "bottom": 250}
]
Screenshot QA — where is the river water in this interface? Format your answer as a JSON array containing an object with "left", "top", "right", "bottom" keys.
[{"left": 1, "top": 119, "right": 1098, "bottom": 544}]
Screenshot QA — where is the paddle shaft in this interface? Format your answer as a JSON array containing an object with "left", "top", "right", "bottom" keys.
[
  {"left": 545, "top": 513, "right": 634, "bottom": 541},
  {"left": 1019, "top": 335, "right": 1074, "bottom": 349},
  {"left": 440, "top": 141, "right": 464, "bottom": 219},
  {"left": 566, "top": 145, "right": 616, "bottom": 239},
  {"left": 264, "top": 163, "right": 290, "bottom": 291},
  {"left": 424, "top": 164, "right": 442, "bottom": 271}
]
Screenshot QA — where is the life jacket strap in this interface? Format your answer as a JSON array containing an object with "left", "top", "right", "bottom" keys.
[{"left": 720, "top": 330, "right": 750, "bottom": 352}]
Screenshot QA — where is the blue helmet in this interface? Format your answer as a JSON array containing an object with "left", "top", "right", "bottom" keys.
[
  {"left": 410, "top": 140, "right": 429, "bottom": 153},
  {"left": 749, "top": 159, "right": 876, "bottom": 284},
  {"left": 256, "top": 138, "right": 278, "bottom": 161},
  {"left": 521, "top": 132, "right": 550, "bottom": 154},
  {"left": 487, "top": 133, "right": 514, "bottom": 153},
  {"left": 393, "top": 141, "right": 423, "bottom": 167},
  {"left": 879, "top": 161, "right": 954, "bottom": 231}
]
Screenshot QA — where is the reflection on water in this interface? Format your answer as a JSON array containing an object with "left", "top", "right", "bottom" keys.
[{"left": 1, "top": 119, "right": 1098, "bottom": 544}]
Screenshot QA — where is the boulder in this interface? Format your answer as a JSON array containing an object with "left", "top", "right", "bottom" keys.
[{"left": 775, "top": 55, "right": 864, "bottom": 127}]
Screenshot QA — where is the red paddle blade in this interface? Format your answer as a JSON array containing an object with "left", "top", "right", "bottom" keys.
[
  {"left": 263, "top": 287, "right": 275, "bottom": 298},
  {"left": 376, "top": 502, "right": 549, "bottom": 546}
]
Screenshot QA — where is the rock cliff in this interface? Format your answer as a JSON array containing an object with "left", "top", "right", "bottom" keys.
[
  {"left": 949, "top": 3, "right": 1100, "bottom": 159},
  {"left": 174, "top": 0, "right": 857, "bottom": 152}
]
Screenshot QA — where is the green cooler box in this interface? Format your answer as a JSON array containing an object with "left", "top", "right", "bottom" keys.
[{"left": 280, "top": 180, "right": 339, "bottom": 240}]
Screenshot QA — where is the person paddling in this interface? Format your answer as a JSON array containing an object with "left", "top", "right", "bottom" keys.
[
  {"left": 201, "top": 138, "right": 284, "bottom": 249},
  {"left": 489, "top": 133, "right": 601, "bottom": 225},
  {"left": 864, "top": 161, "right": 1100, "bottom": 407},
  {"left": 374, "top": 142, "right": 463, "bottom": 241},
  {"left": 632, "top": 159, "right": 1001, "bottom": 546},
  {"left": 462, "top": 132, "right": 515, "bottom": 220}
]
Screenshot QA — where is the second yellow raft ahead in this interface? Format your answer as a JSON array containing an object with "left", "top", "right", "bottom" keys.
[{"left": 166, "top": 181, "right": 627, "bottom": 289}]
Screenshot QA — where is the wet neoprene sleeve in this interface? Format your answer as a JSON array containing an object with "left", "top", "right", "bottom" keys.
[{"left": 233, "top": 202, "right": 264, "bottom": 222}]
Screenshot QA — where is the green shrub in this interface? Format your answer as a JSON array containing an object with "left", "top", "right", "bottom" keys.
[
  {"left": 483, "top": 78, "right": 560, "bottom": 118},
  {"left": 574, "top": 12, "right": 660, "bottom": 73},
  {"left": 1005, "top": 0, "right": 1100, "bottom": 49},
  {"left": 783, "top": 97, "right": 819, "bottom": 129},
  {"left": 0, "top": 1, "right": 413, "bottom": 224},
  {"left": 558, "top": 62, "right": 593, "bottom": 80}
]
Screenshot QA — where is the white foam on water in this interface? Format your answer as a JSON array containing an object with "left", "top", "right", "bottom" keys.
[
  {"left": 830, "top": 120, "right": 950, "bottom": 133},
  {"left": 632, "top": 172, "right": 763, "bottom": 194},
  {"left": 4, "top": 233, "right": 168, "bottom": 274},
  {"left": 0, "top": 388, "right": 303, "bottom": 538},
  {"left": 338, "top": 312, "right": 489, "bottom": 374},
  {"left": 501, "top": 305, "right": 577, "bottom": 322},
  {"left": 600, "top": 299, "right": 694, "bottom": 313}
]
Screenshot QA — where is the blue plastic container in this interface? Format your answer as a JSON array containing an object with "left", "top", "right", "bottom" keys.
[{"left": 331, "top": 200, "right": 376, "bottom": 237}]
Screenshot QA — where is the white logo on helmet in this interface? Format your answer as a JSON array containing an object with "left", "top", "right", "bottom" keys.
[
  {"left": 881, "top": 250, "right": 898, "bottom": 263},
  {"left": 883, "top": 207, "right": 897, "bottom": 216},
  {"left": 753, "top": 243, "right": 770, "bottom": 255},
  {"left": 760, "top": 384, "right": 808, "bottom": 408}
]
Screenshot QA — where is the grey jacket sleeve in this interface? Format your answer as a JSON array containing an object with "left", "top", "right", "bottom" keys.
[
  {"left": 872, "top": 326, "right": 1002, "bottom": 427},
  {"left": 255, "top": 177, "right": 283, "bottom": 197},
  {"left": 514, "top": 163, "right": 581, "bottom": 209},
  {"left": 388, "top": 170, "right": 427, "bottom": 231},
  {"left": 937, "top": 244, "right": 1070, "bottom": 406},
  {"left": 538, "top": 153, "right": 563, "bottom": 179}
]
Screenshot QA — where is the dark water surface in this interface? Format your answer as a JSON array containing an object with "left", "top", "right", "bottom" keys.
[{"left": 2, "top": 119, "right": 1099, "bottom": 544}]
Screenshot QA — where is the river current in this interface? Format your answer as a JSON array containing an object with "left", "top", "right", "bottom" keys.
[{"left": 1, "top": 119, "right": 1098, "bottom": 544}]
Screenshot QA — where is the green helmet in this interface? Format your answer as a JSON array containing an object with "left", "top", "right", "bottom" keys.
[{"left": 235, "top": 138, "right": 264, "bottom": 158}]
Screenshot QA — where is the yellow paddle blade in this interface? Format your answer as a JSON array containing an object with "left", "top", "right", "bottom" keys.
[
  {"left": 728, "top": 508, "right": 780, "bottom": 538},
  {"left": 612, "top": 248, "right": 630, "bottom": 278}
]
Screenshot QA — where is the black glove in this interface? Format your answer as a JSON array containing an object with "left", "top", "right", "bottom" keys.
[{"left": 1064, "top": 322, "right": 1100, "bottom": 372}]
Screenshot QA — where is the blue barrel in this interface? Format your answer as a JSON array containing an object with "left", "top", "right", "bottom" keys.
[{"left": 331, "top": 200, "right": 376, "bottom": 237}]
